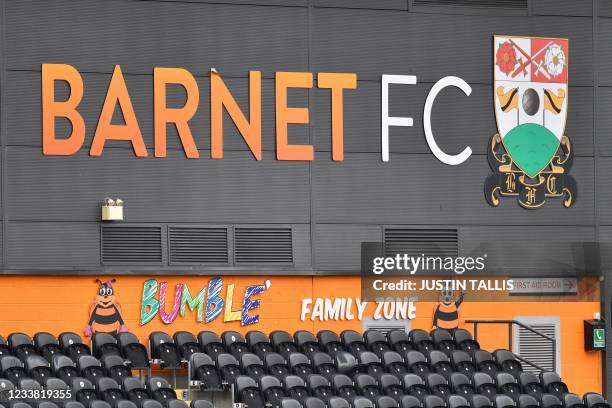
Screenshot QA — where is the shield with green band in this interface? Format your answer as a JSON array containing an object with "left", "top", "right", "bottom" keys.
[
  {"left": 501, "top": 123, "right": 560, "bottom": 178},
  {"left": 493, "top": 35, "right": 568, "bottom": 179}
]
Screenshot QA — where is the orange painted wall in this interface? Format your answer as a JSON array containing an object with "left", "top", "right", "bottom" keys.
[{"left": 0, "top": 275, "right": 601, "bottom": 395}]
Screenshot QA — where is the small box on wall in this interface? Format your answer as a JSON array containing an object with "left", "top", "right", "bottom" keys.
[
  {"left": 584, "top": 320, "right": 606, "bottom": 351},
  {"left": 102, "top": 198, "right": 124, "bottom": 221}
]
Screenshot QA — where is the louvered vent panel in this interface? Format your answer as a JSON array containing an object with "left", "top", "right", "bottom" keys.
[
  {"left": 234, "top": 227, "right": 293, "bottom": 264},
  {"left": 366, "top": 326, "right": 407, "bottom": 335},
  {"left": 517, "top": 324, "right": 557, "bottom": 373},
  {"left": 169, "top": 227, "right": 228, "bottom": 264},
  {"left": 413, "top": 0, "right": 527, "bottom": 9},
  {"left": 363, "top": 317, "right": 410, "bottom": 334},
  {"left": 102, "top": 226, "right": 162, "bottom": 264},
  {"left": 384, "top": 228, "right": 459, "bottom": 257}
]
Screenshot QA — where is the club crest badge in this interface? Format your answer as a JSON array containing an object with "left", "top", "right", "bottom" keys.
[{"left": 485, "top": 35, "right": 577, "bottom": 209}]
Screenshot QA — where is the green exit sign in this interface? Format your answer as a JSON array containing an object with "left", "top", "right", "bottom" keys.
[
  {"left": 594, "top": 328, "right": 605, "bottom": 348},
  {"left": 585, "top": 320, "right": 605, "bottom": 351}
]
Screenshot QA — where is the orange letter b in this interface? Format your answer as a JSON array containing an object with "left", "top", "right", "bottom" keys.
[{"left": 42, "top": 64, "right": 85, "bottom": 155}]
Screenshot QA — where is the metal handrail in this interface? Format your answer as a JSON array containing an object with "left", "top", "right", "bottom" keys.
[
  {"left": 514, "top": 353, "right": 548, "bottom": 372},
  {"left": 465, "top": 319, "right": 556, "bottom": 373}
]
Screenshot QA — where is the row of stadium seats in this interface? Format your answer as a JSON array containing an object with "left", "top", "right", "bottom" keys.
[
  {"left": 0, "top": 375, "right": 217, "bottom": 408},
  {"left": 1, "top": 353, "right": 143, "bottom": 385},
  {"left": 1, "top": 400, "right": 213, "bottom": 408},
  {"left": 227, "top": 371, "right": 599, "bottom": 408},
  {"left": 186, "top": 348, "right": 565, "bottom": 393},
  {"left": 0, "top": 333, "right": 148, "bottom": 369},
  {"left": 274, "top": 392, "right": 611, "bottom": 408},
  {"left": 189, "top": 349, "right": 572, "bottom": 399},
  {"left": 0, "top": 329, "right": 480, "bottom": 369},
  {"left": 0, "top": 330, "right": 609, "bottom": 408},
  {"left": 187, "top": 347, "right": 537, "bottom": 381},
  {"left": 149, "top": 329, "right": 481, "bottom": 367}
]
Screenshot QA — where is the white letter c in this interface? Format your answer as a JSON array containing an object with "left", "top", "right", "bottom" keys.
[{"left": 423, "top": 76, "right": 472, "bottom": 165}]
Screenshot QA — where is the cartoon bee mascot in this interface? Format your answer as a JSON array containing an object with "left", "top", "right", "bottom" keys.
[
  {"left": 84, "top": 279, "right": 128, "bottom": 336},
  {"left": 432, "top": 287, "right": 464, "bottom": 332}
]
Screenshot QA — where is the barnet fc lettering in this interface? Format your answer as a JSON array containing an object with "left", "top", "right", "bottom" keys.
[
  {"left": 41, "top": 35, "right": 577, "bottom": 210},
  {"left": 41, "top": 65, "right": 471, "bottom": 165}
]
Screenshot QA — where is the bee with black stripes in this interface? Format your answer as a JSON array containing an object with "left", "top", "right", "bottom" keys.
[{"left": 84, "top": 278, "right": 128, "bottom": 336}]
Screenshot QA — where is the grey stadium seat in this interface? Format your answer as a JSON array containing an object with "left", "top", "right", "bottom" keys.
[
  {"left": 173, "top": 332, "right": 201, "bottom": 362},
  {"left": 123, "top": 377, "right": 150, "bottom": 407},
  {"left": 379, "top": 374, "right": 403, "bottom": 402},
  {"left": 247, "top": 331, "right": 274, "bottom": 358},
  {"left": 283, "top": 375, "right": 309, "bottom": 402},
  {"left": 317, "top": 330, "right": 344, "bottom": 354},
  {"left": 447, "top": 395, "right": 470, "bottom": 408},
  {"left": 400, "top": 396, "right": 421, "bottom": 408},
  {"left": 382, "top": 351, "right": 407, "bottom": 377},
  {"left": 518, "top": 394, "right": 540, "bottom": 408},
  {"left": 222, "top": 331, "right": 249, "bottom": 358},
  {"left": 264, "top": 352, "right": 290, "bottom": 379},
  {"left": 96, "top": 377, "right": 123, "bottom": 407},
  {"left": 364, "top": 330, "right": 391, "bottom": 357},
  {"left": 540, "top": 372, "right": 568, "bottom": 399},
  {"left": 431, "top": 329, "right": 456, "bottom": 355},
  {"left": 340, "top": 331, "right": 366, "bottom": 356},
  {"left": 352, "top": 397, "right": 375, "bottom": 408},
  {"left": 494, "top": 395, "right": 515, "bottom": 408},
  {"left": 189, "top": 401, "right": 213, "bottom": 408},
  {"left": 541, "top": 394, "right": 563, "bottom": 408},
  {"left": 149, "top": 332, "right": 180, "bottom": 369},
  {"left": 387, "top": 330, "right": 413, "bottom": 354},
  {"left": 307, "top": 374, "right": 333, "bottom": 403},
  {"left": 117, "top": 333, "right": 149, "bottom": 369},
  {"left": 376, "top": 396, "right": 400, "bottom": 408},
  {"left": 328, "top": 397, "right": 350, "bottom": 408},
  {"left": 423, "top": 395, "right": 445, "bottom": 408},
  {"left": 117, "top": 401, "right": 138, "bottom": 408},
  {"left": 34, "top": 332, "right": 62, "bottom": 362},
  {"left": 59, "top": 333, "right": 91, "bottom": 362},
  {"left": 281, "top": 399, "right": 301, "bottom": 408},
  {"left": 189, "top": 353, "right": 221, "bottom": 390},
  {"left": 470, "top": 395, "right": 494, "bottom": 408},
  {"left": 167, "top": 400, "right": 188, "bottom": 408},
  {"left": 197, "top": 332, "right": 225, "bottom": 359},
  {"left": 354, "top": 374, "right": 379, "bottom": 399},
  {"left": 259, "top": 375, "right": 287, "bottom": 408},
  {"left": 402, "top": 374, "right": 428, "bottom": 400},
  {"left": 583, "top": 393, "right": 611, "bottom": 408},
  {"left": 240, "top": 353, "right": 266, "bottom": 380},
  {"left": 270, "top": 331, "right": 298, "bottom": 358},
  {"left": 147, "top": 377, "right": 177, "bottom": 405},
  {"left": 562, "top": 394, "right": 585, "bottom": 408},
  {"left": 52, "top": 354, "right": 79, "bottom": 383},
  {"left": 304, "top": 397, "right": 326, "bottom": 408}
]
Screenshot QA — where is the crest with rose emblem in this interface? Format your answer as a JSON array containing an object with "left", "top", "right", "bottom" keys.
[{"left": 485, "top": 35, "right": 577, "bottom": 209}]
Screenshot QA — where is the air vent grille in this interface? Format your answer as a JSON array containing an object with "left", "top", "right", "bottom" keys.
[
  {"left": 384, "top": 228, "right": 459, "bottom": 257},
  {"left": 517, "top": 323, "right": 557, "bottom": 373},
  {"left": 234, "top": 227, "right": 293, "bottom": 264},
  {"left": 413, "top": 0, "right": 527, "bottom": 9},
  {"left": 169, "top": 227, "right": 228, "bottom": 264},
  {"left": 102, "top": 226, "right": 162, "bottom": 264}
]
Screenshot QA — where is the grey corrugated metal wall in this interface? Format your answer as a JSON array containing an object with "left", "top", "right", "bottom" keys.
[
  {"left": 0, "top": 0, "right": 609, "bottom": 273},
  {"left": 0, "top": 0, "right": 609, "bottom": 396},
  {"left": 1, "top": 0, "right": 607, "bottom": 274}
]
